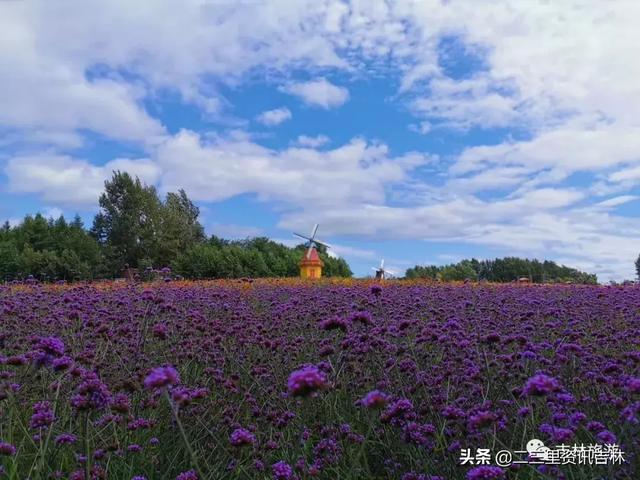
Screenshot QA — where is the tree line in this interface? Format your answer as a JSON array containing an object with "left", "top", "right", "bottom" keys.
[
  {"left": 0, "top": 172, "right": 351, "bottom": 281},
  {"left": 404, "top": 258, "right": 598, "bottom": 284}
]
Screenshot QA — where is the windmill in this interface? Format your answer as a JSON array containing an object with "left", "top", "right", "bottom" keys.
[
  {"left": 293, "top": 224, "right": 331, "bottom": 279},
  {"left": 372, "top": 259, "right": 397, "bottom": 280},
  {"left": 293, "top": 224, "right": 331, "bottom": 259}
]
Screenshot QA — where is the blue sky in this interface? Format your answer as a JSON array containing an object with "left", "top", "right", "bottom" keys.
[{"left": 1, "top": 1, "right": 639, "bottom": 280}]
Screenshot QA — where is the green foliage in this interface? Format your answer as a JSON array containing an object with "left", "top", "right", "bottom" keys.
[
  {"left": 91, "top": 172, "right": 205, "bottom": 276},
  {"left": 173, "top": 237, "right": 352, "bottom": 279},
  {"left": 0, "top": 214, "right": 100, "bottom": 281},
  {"left": 635, "top": 253, "right": 640, "bottom": 280},
  {"left": 405, "top": 257, "right": 597, "bottom": 284}
]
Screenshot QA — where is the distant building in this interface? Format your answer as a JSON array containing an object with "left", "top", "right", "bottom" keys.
[{"left": 299, "top": 247, "right": 323, "bottom": 279}]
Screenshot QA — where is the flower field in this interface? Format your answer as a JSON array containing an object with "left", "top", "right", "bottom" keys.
[{"left": 0, "top": 280, "right": 638, "bottom": 479}]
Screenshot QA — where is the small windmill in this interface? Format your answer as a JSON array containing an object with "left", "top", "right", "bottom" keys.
[
  {"left": 372, "top": 259, "right": 397, "bottom": 280},
  {"left": 293, "top": 224, "right": 331, "bottom": 279}
]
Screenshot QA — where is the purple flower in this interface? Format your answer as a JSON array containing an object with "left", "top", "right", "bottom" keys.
[
  {"left": 144, "top": 366, "right": 180, "bottom": 390},
  {"left": 319, "top": 316, "right": 349, "bottom": 332},
  {"left": 625, "top": 377, "right": 640, "bottom": 393},
  {"left": 361, "top": 390, "right": 389, "bottom": 409},
  {"left": 52, "top": 356, "right": 73, "bottom": 371},
  {"left": 287, "top": 366, "right": 328, "bottom": 397},
  {"left": 621, "top": 402, "right": 640, "bottom": 424},
  {"left": 403, "top": 422, "right": 435, "bottom": 446},
  {"left": 466, "top": 466, "right": 505, "bottom": 479},
  {"left": 70, "top": 371, "right": 111, "bottom": 411},
  {"left": 0, "top": 441, "right": 16, "bottom": 456},
  {"left": 176, "top": 470, "right": 198, "bottom": 480},
  {"left": 482, "top": 332, "right": 501, "bottom": 344},
  {"left": 230, "top": 428, "right": 256, "bottom": 447},
  {"left": 35, "top": 336, "right": 65, "bottom": 356},
  {"left": 586, "top": 421, "right": 605, "bottom": 432},
  {"left": 467, "top": 411, "right": 497, "bottom": 430},
  {"left": 54, "top": 433, "right": 77, "bottom": 445},
  {"left": 272, "top": 461, "right": 293, "bottom": 480},
  {"left": 33, "top": 336, "right": 65, "bottom": 367},
  {"left": 522, "top": 374, "right": 561, "bottom": 396},
  {"left": 381, "top": 398, "right": 414, "bottom": 423},
  {"left": 349, "top": 311, "right": 373, "bottom": 326},
  {"left": 596, "top": 430, "right": 617, "bottom": 444},
  {"left": 30, "top": 401, "right": 55, "bottom": 429}
]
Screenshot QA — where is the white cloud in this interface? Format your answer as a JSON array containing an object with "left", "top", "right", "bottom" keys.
[
  {"left": 155, "top": 130, "right": 429, "bottom": 207},
  {"left": 294, "top": 134, "right": 330, "bottom": 148},
  {"left": 255, "top": 107, "right": 292, "bottom": 126},
  {"left": 452, "top": 123, "right": 640, "bottom": 176},
  {"left": 328, "top": 244, "right": 377, "bottom": 260},
  {"left": 280, "top": 78, "right": 349, "bottom": 109},
  {"left": 0, "top": 1, "right": 353, "bottom": 146},
  {"left": 609, "top": 165, "right": 640, "bottom": 183},
  {"left": 594, "top": 195, "right": 638, "bottom": 209},
  {"left": 4, "top": 154, "right": 161, "bottom": 207}
]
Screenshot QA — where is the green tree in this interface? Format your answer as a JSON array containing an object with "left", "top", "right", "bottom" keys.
[
  {"left": 91, "top": 171, "right": 163, "bottom": 274},
  {"left": 635, "top": 254, "right": 640, "bottom": 280},
  {"left": 0, "top": 241, "right": 22, "bottom": 280},
  {"left": 156, "top": 190, "right": 206, "bottom": 266},
  {"left": 91, "top": 172, "right": 205, "bottom": 275},
  {"left": 404, "top": 257, "right": 597, "bottom": 284}
]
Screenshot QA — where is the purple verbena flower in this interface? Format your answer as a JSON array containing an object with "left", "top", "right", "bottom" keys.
[
  {"left": 54, "top": 433, "right": 77, "bottom": 445},
  {"left": 0, "top": 441, "right": 16, "bottom": 456},
  {"left": 144, "top": 366, "right": 180, "bottom": 390},
  {"left": 230, "top": 428, "right": 256, "bottom": 447},
  {"left": 522, "top": 374, "right": 561, "bottom": 396},
  {"left": 466, "top": 465, "right": 505, "bottom": 479},
  {"left": 287, "top": 366, "right": 328, "bottom": 397},
  {"left": 272, "top": 461, "right": 294, "bottom": 480},
  {"left": 360, "top": 390, "right": 389, "bottom": 409},
  {"left": 175, "top": 470, "right": 198, "bottom": 480}
]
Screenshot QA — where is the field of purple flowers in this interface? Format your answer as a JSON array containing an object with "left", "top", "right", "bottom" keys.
[{"left": 0, "top": 280, "right": 638, "bottom": 479}]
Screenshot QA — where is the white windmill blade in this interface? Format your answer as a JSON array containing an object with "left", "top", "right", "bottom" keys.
[
  {"left": 314, "top": 239, "right": 331, "bottom": 249},
  {"left": 306, "top": 245, "right": 314, "bottom": 258},
  {"left": 309, "top": 223, "right": 319, "bottom": 240},
  {"left": 380, "top": 259, "right": 385, "bottom": 269},
  {"left": 371, "top": 267, "right": 379, "bottom": 271}
]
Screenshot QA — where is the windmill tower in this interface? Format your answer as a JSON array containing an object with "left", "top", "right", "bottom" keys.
[
  {"left": 293, "top": 224, "right": 330, "bottom": 279},
  {"left": 372, "top": 259, "right": 397, "bottom": 280}
]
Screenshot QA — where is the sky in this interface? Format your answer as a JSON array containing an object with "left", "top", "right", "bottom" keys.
[{"left": 1, "top": 0, "right": 639, "bottom": 281}]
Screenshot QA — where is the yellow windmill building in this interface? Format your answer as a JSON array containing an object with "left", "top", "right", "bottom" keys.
[
  {"left": 299, "top": 247, "right": 324, "bottom": 279},
  {"left": 293, "top": 223, "right": 330, "bottom": 280}
]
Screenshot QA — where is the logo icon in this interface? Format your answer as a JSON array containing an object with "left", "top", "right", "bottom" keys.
[{"left": 526, "top": 439, "right": 551, "bottom": 461}]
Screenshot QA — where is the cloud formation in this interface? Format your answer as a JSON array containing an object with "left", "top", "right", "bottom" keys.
[
  {"left": 256, "top": 108, "right": 292, "bottom": 126},
  {"left": 280, "top": 79, "right": 350, "bottom": 109}
]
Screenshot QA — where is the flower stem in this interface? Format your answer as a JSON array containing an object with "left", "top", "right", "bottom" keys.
[{"left": 165, "top": 392, "right": 205, "bottom": 479}]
